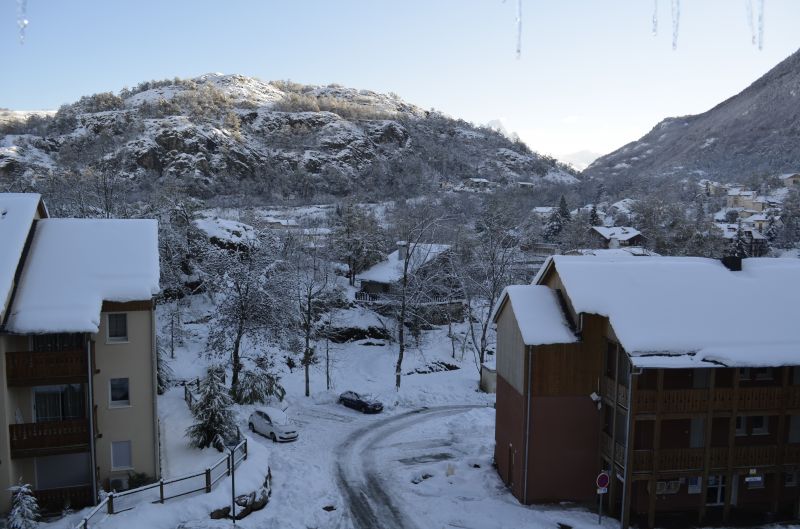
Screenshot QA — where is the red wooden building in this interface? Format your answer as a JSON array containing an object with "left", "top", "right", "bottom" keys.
[{"left": 493, "top": 255, "right": 800, "bottom": 528}]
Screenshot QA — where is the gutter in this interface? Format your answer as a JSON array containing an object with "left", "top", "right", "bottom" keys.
[
  {"left": 620, "top": 366, "right": 634, "bottom": 529},
  {"left": 86, "top": 339, "right": 98, "bottom": 504},
  {"left": 151, "top": 306, "right": 161, "bottom": 478}
]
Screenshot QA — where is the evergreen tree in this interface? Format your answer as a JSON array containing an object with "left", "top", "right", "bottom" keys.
[
  {"left": 156, "top": 344, "right": 173, "bottom": 395},
  {"left": 765, "top": 212, "right": 779, "bottom": 242},
  {"left": 7, "top": 481, "right": 39, "bottom": 529},
  {"left": 543, "top": 209, "right": 564, "bottom": 242},
  {"left": 589, "top": 205, "right": 602, "bottom": 227},
  {"left": 728, "top": 222, "right": 750, "bottom": 258},
  {"left": 558, "top": 195, "right": 570, "bottom": 221},
  {"left": 186, "top": 367, "right": 238, "bottom": 451}
]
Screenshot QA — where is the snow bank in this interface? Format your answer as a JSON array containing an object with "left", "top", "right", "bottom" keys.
[
  {"left": 5, "top": 219, "right": 160, "bottom": 333},
  {"left": 592, "top": 226, "right": 641, "bottom": 241},
  {"left": 546, "top": 255, "right": 800, "bottom": 367},
  {"left": 492, "top": 285, "right": 577, "bottom": 346},
  {"left": 0, "top": 193, "right": 40, "bottom": 320},
  {"left": 193, "top": 216, "right": 255, "bottom": 245}
]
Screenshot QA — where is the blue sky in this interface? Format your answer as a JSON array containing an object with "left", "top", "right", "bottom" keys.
[{"left": 3, "top": 1, "right": 800, "bottom": 159}]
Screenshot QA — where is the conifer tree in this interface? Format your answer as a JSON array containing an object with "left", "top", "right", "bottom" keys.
[
  {"left": 728, "top": 222, "right": 750, "bottom": 258},
  {"left": 543, "top": 209, "right": 564, "bottom": 242},
  {"left": 7, "top": 481, "right": 39, "bottom": 529},
  {"left": 589, "top": 205, "right": 602, "bottom": 227},
  {"left": 558, "top": 195, "right": 570, "bottom": 221},
  {"left": 186, "top": 367, "right": 238, "bottom": 451}
]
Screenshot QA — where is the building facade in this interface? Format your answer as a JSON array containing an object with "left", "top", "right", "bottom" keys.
[
  {"left": 494, "top": 255, "right": 800, "bottom": 528},
  {"left": 0, "top": 193, "right": 160, "bottom": 513}
]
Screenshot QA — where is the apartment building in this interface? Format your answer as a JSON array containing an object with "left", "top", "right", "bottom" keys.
[
  {"left": 0, "top": 193, "right": 160, "bottom": 513},
  {"left": 493, "top": 254, "right": 800, "bottom": 528}
]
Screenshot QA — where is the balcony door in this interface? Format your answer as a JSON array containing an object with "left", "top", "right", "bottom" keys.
[{"left": 33, "top": 385, "right": 85, "bottom": 422}]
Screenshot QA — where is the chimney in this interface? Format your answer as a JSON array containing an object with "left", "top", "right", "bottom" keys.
[
  {"left": 397, "top": 241, "right": 408, "bottom": 261},
  {"left": 721, "top": 255, "right": 742, "bottom": 272}
]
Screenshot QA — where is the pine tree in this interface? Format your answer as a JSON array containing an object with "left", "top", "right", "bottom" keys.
[
  {"left": 7, "top": 481, "right": 39, "bottom": 529},
  {"left": 558, "top": 195, "right": 570, "bottom": 221},
  {"left": 589, "top": 205, "right": 602, "bottom": 227},
  {"left": 186, "top": 367, "right": 238, "bottom": 451},
  {"left": 156, "top": 344, "right": 173, "bottom": 395},
  {"left": 765, "top": 212, "right": 779, "bottom": 242},
  {"left": 543, "top": 209, "right": 564, "bottom": 242},
  {"left": 728, "top": 222, "right": 750, "bottom": 258}
]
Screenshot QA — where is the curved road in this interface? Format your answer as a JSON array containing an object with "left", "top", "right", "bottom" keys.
[{"left": 335, "top": 405, "right": 484, "bottom": 529}]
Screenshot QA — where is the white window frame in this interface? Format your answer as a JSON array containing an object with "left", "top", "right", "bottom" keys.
[
  {"left": 706, "top": 475, "right": 726, "bottom": 506},
  {"left": 110, "top": 440, "right": 133, "bottom": 471},
  {"left": 109, "top": 378, "right": 130, "bottom": 408},
  {"left": 106, "top": 313, "right": 129, "bottom": 344}
]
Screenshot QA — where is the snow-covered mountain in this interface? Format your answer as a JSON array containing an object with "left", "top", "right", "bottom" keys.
[
  {"left": 584, "top": 48, "right": 800, "bottom": 182},
  {"left": 0, "top": 74, "right": 576, "bottom": 200}
]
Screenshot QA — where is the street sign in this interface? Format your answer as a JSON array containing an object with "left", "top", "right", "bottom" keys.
[
  {"left": 597, "top": 487, "right": 608, "bottom": 494},
  {"left": 596, "top": 471, "right": 610, "bottom": 489},
  {"left": 596, "top": 471, "right": 610, "bottom": 524}
]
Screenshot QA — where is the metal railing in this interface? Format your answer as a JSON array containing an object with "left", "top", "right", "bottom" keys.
[{"left": 74, "top": 438, "right": 247, "bottom": 529}]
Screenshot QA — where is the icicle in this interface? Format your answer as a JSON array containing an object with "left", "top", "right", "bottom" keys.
[
  {"left": 757, "top": 0, "right": 765, "bottom": 50},
  {"left": 16, "top": 0, "right": 29, "bottom": 45},
  {"left": 670, "top": 0, "right": 680, "bottom": 50},
  {"left": 515, "top": 0, "right": 522, "bottom": 59},
  {"left": 652, "top": 0, "right": 658, "bottom": 36},
  {"left": 745, "top": 0, "right": 756, "bottom": 45}
]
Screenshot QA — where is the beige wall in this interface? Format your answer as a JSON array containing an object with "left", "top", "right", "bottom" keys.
[
  {"left": 93, "top": 307, "right": 159, "bottom": 488},
  {"left": 495, "top": 301, "right": 526, "bottom": 394}
]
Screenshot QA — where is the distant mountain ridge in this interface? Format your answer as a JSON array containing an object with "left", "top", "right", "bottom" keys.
[
  {"left": 584, "top": 49, "right": 800, "bottom": 182},
  {"left": 0, "top": 74, "right": 576, "bottom": 200}
]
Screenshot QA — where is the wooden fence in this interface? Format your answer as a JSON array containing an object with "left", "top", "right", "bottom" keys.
[{"left": 73, "top": 439, "right": 247, "bottom": 529}]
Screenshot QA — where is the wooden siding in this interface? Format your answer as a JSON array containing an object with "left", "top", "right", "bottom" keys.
[
  {"left": 101, "top": 300, "right": 154, "bottom": 312},
  {"left": 495, "top": 300, "right": 526, "bottom": 394}
]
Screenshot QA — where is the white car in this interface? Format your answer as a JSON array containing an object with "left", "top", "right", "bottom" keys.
[{"left": 248, "top": 407, "right": 298, "bottom": 442}]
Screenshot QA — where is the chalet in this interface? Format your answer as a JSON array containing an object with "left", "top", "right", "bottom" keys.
[
  {"left": 779, "top": 173, "right": 800, "bottom": 187},
  {"left": 714, "top": 223, "right": 769, "bottom": 257},
  {"left": 493, "top": 255, "right": 800, "bottom": 528},
  {"left": 356, "top": 241, "right": 452, "bottom": 302},
  {"left": 0, "top": 193, "right": 160, "bottom": 513},
  {"left": 463, "top": 178, "right": 493, "bottom": 190},
  {"left": 591, "top": 226, "right": 645, "bottom": 249}
]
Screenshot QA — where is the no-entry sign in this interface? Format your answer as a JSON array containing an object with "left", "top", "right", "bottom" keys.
[{"left": 596, "top": 471, "right": 610, "bottom": 490}]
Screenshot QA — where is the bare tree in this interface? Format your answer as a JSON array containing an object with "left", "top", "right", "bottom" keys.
[{"left": 205, "top": 235, "right": 289, "bottom": 400}]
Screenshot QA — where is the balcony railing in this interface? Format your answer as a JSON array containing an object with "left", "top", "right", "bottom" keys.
[
  {"left": 35, "top": 485, "right": 94, "bottom": 513},
  {"left": 354, "top": 291, "right": 464, "bottom": 306},
  {"left": 6, "top": 349, "right": 88, "bottom": 386},
  {"left": 601, "top": 377, "right": 629, "bottom": 409},
  {"left": 632, "top": 445, "right": 785, "bottom": 474},
  {"left": 635, "top": 387, "right": 800, "bottom": 414},
  {"left": 9, "top": 419, "right": 90, "bottom": 458}
]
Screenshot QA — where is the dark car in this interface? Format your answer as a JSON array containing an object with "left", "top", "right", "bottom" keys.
[{"left": 338, "top": 391, "right": 383, "bottom": 414}]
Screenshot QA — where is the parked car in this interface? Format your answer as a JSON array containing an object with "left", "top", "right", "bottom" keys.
[
  {"left": 248, "top": 407, "right": 298, "bottom": 442},
  {"left": 338, "top": 391, "right": 383, "bottom": 414}
]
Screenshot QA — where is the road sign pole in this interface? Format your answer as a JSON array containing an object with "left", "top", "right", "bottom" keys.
[
  {"left": 595, "top": 471, "right": 610, "bottom": 525},
  {"left": 598, "top": 491, "right": 603, "bottom": 524}
]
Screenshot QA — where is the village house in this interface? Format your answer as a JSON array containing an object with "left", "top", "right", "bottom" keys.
[
  {"left": 591, "top": 226, "right": 645, "bottom": 249},
  {"left": 0, "top": 193, "right": 160, "bottom": 513},
  {"left": 714, "top": 223, "right": 769, "bottom": 257},
  {"left": 492, "top": 255, "right": 800, "bottom": 528},
  {"left": 462, "top": 177, "right": 493, "bottom": 191},
  {"left": 779, "top": 173, "right": 800, "bottom": 188},
  {"left": 726, "top": 189, "right": 767, "bottom": 213}
]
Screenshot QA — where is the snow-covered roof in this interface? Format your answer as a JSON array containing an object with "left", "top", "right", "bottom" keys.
[
  {"left": 492, "top": 285, "right": 577, "bottom": 346},
  {"left": 5, "top": 218, "right": 160, "bottom": 334},
  {"left": 359, "top": 243, "right": 450, "bottom": 284},
  {"left": 532, "top": 206, "right": 555, "bottom": 216},
  {"left": 0, "top": 193, "right": 42, "bottom": 321},
  {"left": 714, "top": 223, "right": 767, "bottom": 240},
  {"left": 592, "top": 226, "right": 641, "bottom": 241},
  {"left": 779, "top": 173, "right": 800, "bottom": 180},
  {"left": 727, "top": 188, "right": 756, "bottom": 197},
  {"left": 193, "top": 216, "right": 255, "bottom": 244},
  {"left": 538, "top": 255, "right": 800, "bottom": 368},
  {"left": 566, "top": 247, "right": 659, "bottom": 257}
]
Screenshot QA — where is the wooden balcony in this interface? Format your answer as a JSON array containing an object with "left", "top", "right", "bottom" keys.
[
  {"left": 632, "top": 387, "right": 800, "bottom": 415},
  {"left": 9, "top": 419, "right": 90, "bottom": 458},
  {"left": 6, "top": 349, "right": 88, "bottom": 387},
  {"left": 632, "top": 445, "right": 783, "bottom": 474},
  {"left": 601, "top": 377, "right": 629, "bottom": 409},
  {"left": 34, "top": 485, "right": 94, "bottom": 513},
  {"left": 600, "top": 432, "right": 626, "bottom": 466}
]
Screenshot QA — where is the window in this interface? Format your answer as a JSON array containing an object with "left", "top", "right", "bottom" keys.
[
  {"left": 751, "top": 416, "right": 769, "bottom": 435},
  {"left": 34, "top": 385, "right": 85, "bottom": 422},
  {"left": 745, "top": 474, "right": 765, "bottom": 489},
  {"left": 789, "top": 416, "right": 800, "bottom": 443},
  {"left": 706, "top": 475, "right": 726, "bottom": 506},
  {"left": 735, "top": 416, "right": 746, "bottom": 436},
  {"left": 688, "top": 477, "right": 702, "bottom": 494},
  {"left": 754, "top": 367, "right": 773, "bottom": 381},
  {"left": 107, "top": 313, "right": 128, "bottom": 343},
  {"left": 110, "top": 378, "right": 130, "bottom": 406},
  {"left": 785, "top": 471, "right": 798, "bottom": 488},
  {"left": 739, "top": 368, "right": 751, "bottom": 381},
  {"left": 111, "top": 441, "right": 132, "bottom": 470}
]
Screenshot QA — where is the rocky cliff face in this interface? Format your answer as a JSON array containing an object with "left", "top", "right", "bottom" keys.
[
  {"left": 584, "top": 48, "right": 800, "bottom": 183},
  {"left": 1, "top": 74, "right": 575, "bottom": 200}
]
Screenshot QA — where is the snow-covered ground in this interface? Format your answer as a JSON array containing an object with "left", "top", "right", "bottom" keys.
[{"left": 47, "top": 298, "right": 612, "bottom": 529}]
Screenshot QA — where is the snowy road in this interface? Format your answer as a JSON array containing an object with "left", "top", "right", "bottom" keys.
[{"left": 335, "top": 405, "right": 484, "bottom": 529}]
